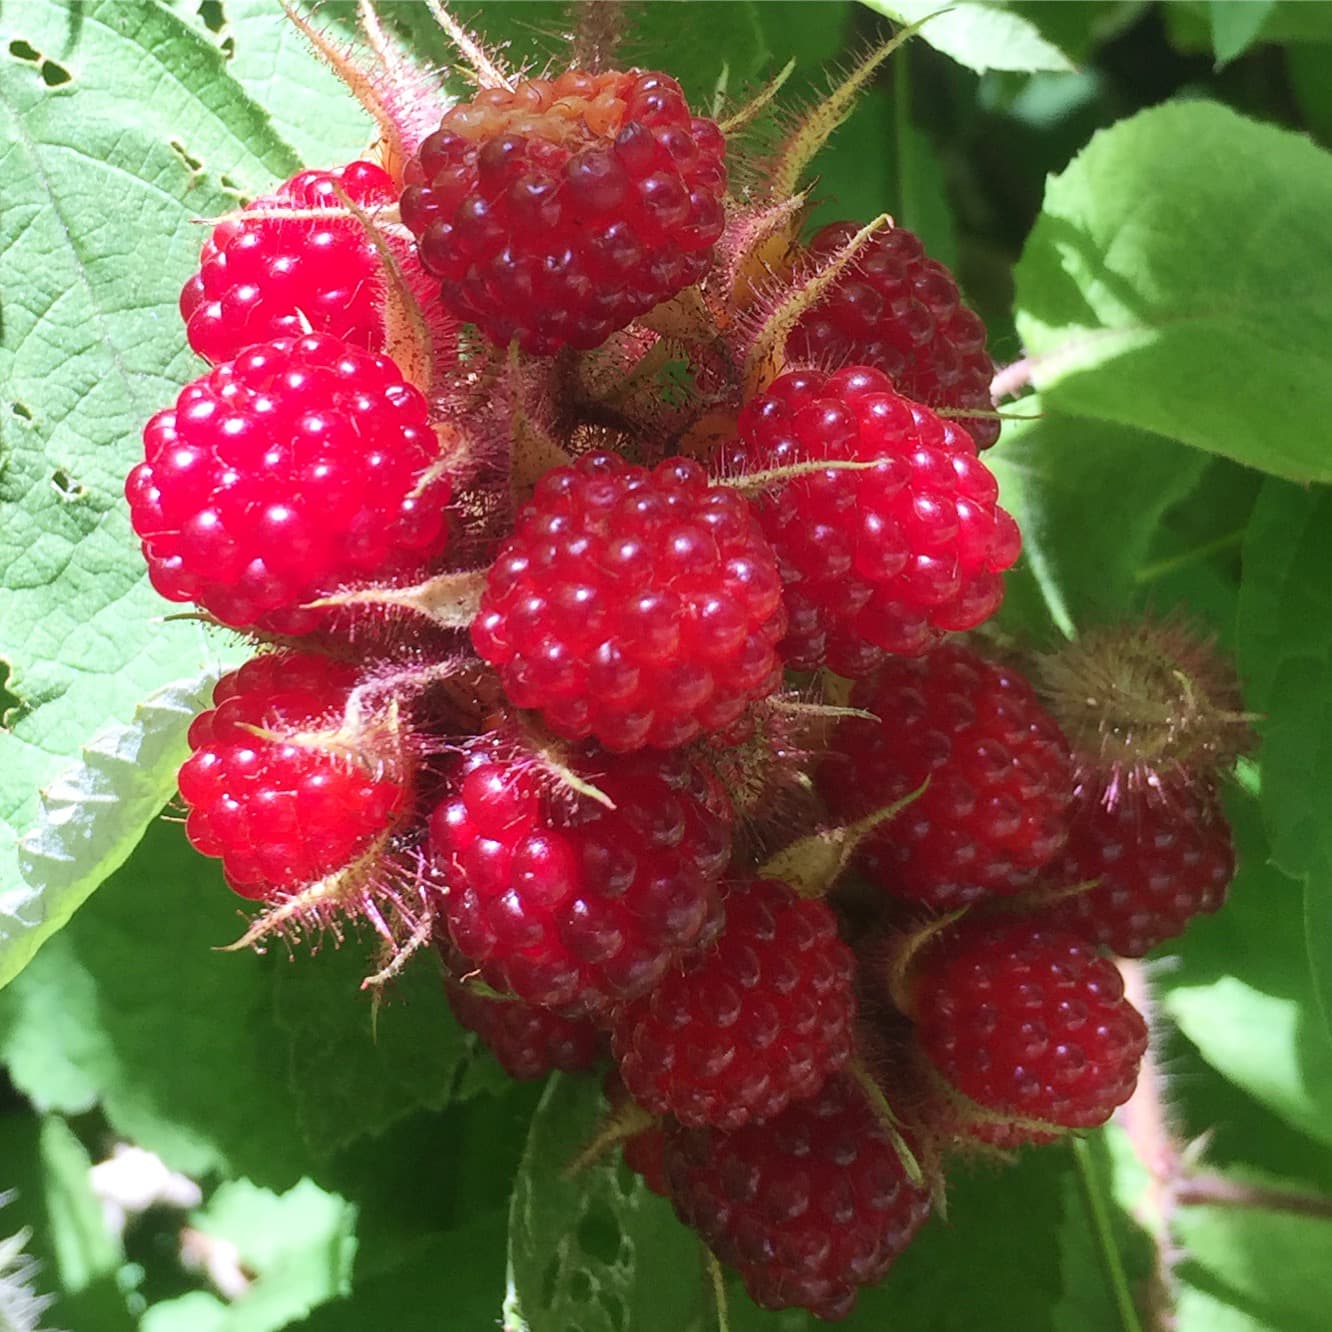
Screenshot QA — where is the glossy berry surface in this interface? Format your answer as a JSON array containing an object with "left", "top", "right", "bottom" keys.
[
  {"left": 720, "top": 367, "right": 1019, "bottom": 675},
  {"left": 665, "top": 1073, "right": 931, "bottom": 1320},
  {"left": 1044, "top": 788, "right": 1235, "bottom": 957},
  {"left": 911, "top": 916, "right": 1148, "bottom": 1130},
  {"left": 401, "top": 68, "right": 726, "bottom": 354},
  {"left": 789, "top": 221, "right": 999, "bottom": 449},
  {"left": 445, "top": 980, "right": 601, "bottom": 1080},
  {"left": 181, "top": 161, "right": 408, "bottom": 364},
  {"left": 472, "top": 452, "right": 787, "bottom": 751},
  {"left": 128, "top": 333, "right": 451, "bottom": 634},
  {"left": 612, "top": 878, "right": 856, "bottom": 1129},
  {"left": 430, "top": 740, "right": 734, "bottom": 1017},
  {"left": 821, "top": 645, "right": 1074, "bottom": 910},
  {"left": 178, "top": 651, "right": 408, "bottom": 899}
]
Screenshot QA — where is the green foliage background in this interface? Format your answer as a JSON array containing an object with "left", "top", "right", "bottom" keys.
[{"left": 2, "top": 1, "right": 1332, "bottom": 1328}]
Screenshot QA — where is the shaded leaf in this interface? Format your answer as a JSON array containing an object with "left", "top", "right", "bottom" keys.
[{"left": 504, "top": 1074, "right": 707, "bottom": 1332}]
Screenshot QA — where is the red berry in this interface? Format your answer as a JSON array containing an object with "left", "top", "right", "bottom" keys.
[
  {"left": 401, "top": 69, "right": 726, "bottom": 354},
  {"left": 910, "top": 916, "right": 1148, "bottom": 1130},
  {"left": 128, "top": 333, "right": 451, "bottom": 633},
  {"left": 719, "top": 367, "right": 1019, "bottom": 675},
  {"left": 446, "top": 979, "right": 601, "bottom": 1080},
  {"left": 821, "top": 645, "right": 1074, "bottom": 910},
  {"left": 178, "top": 650, "right": 409, "bottom": 898},
  {"left": 665, "top": 1073, "right": 930, "bottom": 1320},
  {"left": 430, "top": 740, "right": 734, "bottom": 1017},
  {"left": 788, "top": 221, "right": 999, "bottom": 450},
  {"left": 612, "top": 878, "right": 856, "bottom": 1129},
  {"left": 472, "top": 453, "right": 787, "bottom": 752},
  {"left": 181, "top": 161, "right": 416, "bottom": 364},
  {"left": 1043, "top": 788, "right": 1235, "bottom": 957}
]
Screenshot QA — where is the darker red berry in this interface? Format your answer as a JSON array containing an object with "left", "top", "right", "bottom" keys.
[
  {"left": 472, "top": 452, "right": 787, "bottom": 752},
  {"left": 430, "top": 739, "right": 734, "bottom": 1017},
  {"left": 446, "top": 979, "right": 601, "bottom": 1080},
  {"left": 909, "top": 916, "right": 1148, "bottom": 1130},
  {"left": 181, "top": 161, "right": 418, "bottom": 364},
  {"left": 128, "top": 333, "right": 451, "bottom": 634},
  {"left": 821, "top": 645, "right": 1074, "bottom": 910},
  {"left": 612, "top": 878, "right": 856, "bottom": 1129},
  {"left": 719, "top": 367, "right": 1019, "bottom": 675},
  {"left": 665, "top": 1073, "right": 930, "bottom": 1321},
  {"left": 178, "top": 650, "right": 409, "bottom": 899},
  {"left": 788, "top": 220, "right": 999, "bottom": 449},
  {"left": 1042, "top": 788, "right": 1235, "bottom": 957},
  {"left": 401, "top": 69, "right": 726, "bottom": 354}
]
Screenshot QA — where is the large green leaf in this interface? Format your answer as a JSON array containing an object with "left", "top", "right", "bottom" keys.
[
  {"left": 860, "top": 0, "right": 1074, "bottom": 73},
  {"left": 1014, "top": 101, "right": 1332, "bottom": 482},
  {"left": 1237, "top": 479, "right": 1332, "bottom": 1036},
  {"left": 504, "top": 1074, "right": 707, "bottom": 1332},
  {"left": 0, "top": 0, "right": 296, "bottom": 986}
]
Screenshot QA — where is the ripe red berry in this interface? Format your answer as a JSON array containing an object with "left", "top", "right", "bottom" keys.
[
  {"left": 178, "top": 650, "right": 409, "bottom": 899},
  {"left": 612, "top": 878, "right": 856, "bottom": 1130},
  {"left": 1043, "top": 788, "right": 1235, "bottom": 957},
  {"left": 909, "top": 916, "right": 1148, "bottom": 1130},
  {"left": 445, "top": 979, "right": 601, "bottom": 1080},
  {"left": 127, "top": 333, "right": 451, "bottom": 634},
  {"left": 821, "top": 645, "right": 1074, "bottom": 910},
  {"left": 665, "top": 1073, "right": 931, "bottom": 1320},
  {"left": 430, "top": 740, "right": 734, "bottom": 1017},
  {"left": 788, "top": 221, "right": 999, "bottom": 449},
  {"left": 401, "top": 69, "right": 726, "bottom": 354},
  {"left": 181, "top": 161, "right": 414, "bottom": 364},
  {"left": 719, "top": 367, "right": 1019, "bottom": 676},
  {"left": 472, "top": 452, "right": 787, "bottom": 752}
]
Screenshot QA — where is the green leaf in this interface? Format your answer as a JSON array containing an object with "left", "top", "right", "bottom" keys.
[
  {"left": 200, "top": 0, "right": 376, "bottom": 169},
  {"left": 1207, "top": 0, "right": 1275, "bottom": 66},
  {"left": 0, "top": 818, "right": 315, "bottom": 1185},
  {"left": 0, "top": 0, "right": 300, "bottom": 983},
  {"left": 140, "top": 1178, "right": 356, "bottom": 1332},
  {"left": 272, "top": 940, "right": 478, "bottom": 1158},
  {"left": 1014, "top": 101, "right": 1332, "bottom": 483},
  {"left": 860, "top": 0, "right": 1075, "bottom": 74},
  {"left": 1, "top": 670, "right": 224, "bottom": 992},
  {"left": 1159, "top": 790, "right": 1332, "bottom": 1150},
  {"left": 1175, "top": 1171, "right": 1332, "bottom": 1331},
  {"left": 289, "top": 1213, "right": 508, "bottom": 1332},
  {"left": 987, "top": 399, "right": 1211, "bottom": 637},
  {"left": 1237, "top": 480, "right": 1332, "bottom": 1037},
  {"left": 504, "top": 1074, "right": 707, "bottom": 1332}
]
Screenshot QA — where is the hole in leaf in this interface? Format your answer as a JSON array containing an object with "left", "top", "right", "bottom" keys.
[
  {"left": 577, "top": 1200, "right": 622, "bottom": 1267},
  {"left": 197, "top": 0, "right": 226, "bottom": 34},
  {"left": 11, "top": 401, "right": 32, "bottom": 420},
  {"left": 617, "top": 1237, "right": 633, "bottom": 1267},
  {"left": 40, "top": 59, "right": 72, "bottom": 87},
  {"left": 0, "top": 660, "right": 22, "bottom": 731},
  {"left": 221, "top": 35, "right": 236, "bottom": 58},
  {"left": 52, "top": 468, "right": 84, "bottom": 500},
  {"left": 170, "top": 139, "right": 204, "bottom": 174},
  {"left": 8, "top": 39, "right": 40, "bottom": 62}
]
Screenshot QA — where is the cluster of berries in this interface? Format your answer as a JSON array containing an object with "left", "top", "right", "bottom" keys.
[{"left": 126, "top": 9, "right": 1247, "bottom": 1323}]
